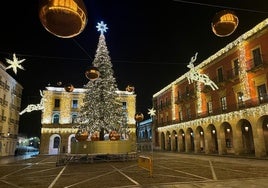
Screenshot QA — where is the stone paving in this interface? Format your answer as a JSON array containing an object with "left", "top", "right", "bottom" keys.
[{"left": 0, "top": 152, "right": 268, "bottom": 187}]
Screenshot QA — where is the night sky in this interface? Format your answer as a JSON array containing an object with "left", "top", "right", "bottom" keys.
[{"left": 0, "top": 1, "right": 267, "bottom": 137}]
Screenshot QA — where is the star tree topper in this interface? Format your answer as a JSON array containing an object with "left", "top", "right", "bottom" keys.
[
  {"left": 148, "top": 107, "right": 156, "bottom": 117},
  {"left": 5, "top": 53, "right": 25, "bottom": 74},
  {"left": 96, "top": 21, "right": 108, "bottom": 34}
]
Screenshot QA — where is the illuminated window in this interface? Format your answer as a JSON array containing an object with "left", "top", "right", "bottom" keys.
[
  {"left": 233, "top": 59, "right": 239, "bottom": 76},
  {"left": 220, "top": 96, "right": 227, "bottom": 111},
  {"left": 207, "top": 101, "right": 213, "bottom": 114},
  {"left": 72, "top": 100, "right": 78, "bottom": 108},
  {"left": 179, "top": 110, "right": 183, "bottom": 121},
  {"left": 237, "top": 92, "right": 245, "bottom": 108},
  {"left": 257, "top": 84, "right": 267, "bottom": 103}
]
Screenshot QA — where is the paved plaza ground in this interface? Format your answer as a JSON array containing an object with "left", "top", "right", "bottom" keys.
[{"left": 0, "top": 152, "right": 268, "bottom": 187}]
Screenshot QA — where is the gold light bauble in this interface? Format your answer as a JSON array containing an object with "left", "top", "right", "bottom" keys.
[
  {"left": 126, "top": 85, "right": 135, "bottom": 92},
  {"left": 39, "top": 0, "right": 88, "bottom": 38},
  {"left": 64, "top": 83, "right": 74, "bottom": 92},
  {"left": 75, "top": 130, "right": 89, "bottom": 142},
  {"left": 109, "top": 131, "right": 120, "bottom": 141},
  {"left": 85, "top": 66, "right": 100, "bottom": 81},
  {"left": 135, "top": 112, "right": 144, "bottom": 122},
  {"left": 211, "top": 10, "right": 239, "bottom": 37},
  {"left": 90, "top": 132, "right": 100, "bottom": 141}
]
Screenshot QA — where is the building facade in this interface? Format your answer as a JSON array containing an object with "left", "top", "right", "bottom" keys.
[
  {"left": 153, "top": 18, "right": 268, "bottom": 158},
  {"left": 0, "top": 62, "right": 23, "bottom": 156},
  {"left": 39, "top": 86, "right": 136, "bottom": 155}
]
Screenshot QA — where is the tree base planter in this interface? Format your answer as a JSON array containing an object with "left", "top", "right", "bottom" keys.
[{"left": 71, "top": 140, "right": 133, "bottom": 155}]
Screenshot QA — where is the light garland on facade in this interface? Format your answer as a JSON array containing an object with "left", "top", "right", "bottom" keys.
[
  {"left": 60, "top": 92, "right": 71, "bottom": 124},
  {"left": 172, "top": 84, "right": 176, "bottom": 120},
  {"left": 238, "top": 41, "right": 250, "bottom": 100},
  {"left": 41, "top": 128, "right": 78, "bottom": 134},
  {"left": 196, "top": 82, "right": 202, "bottom": 114},
  {"left": 158, "top": 104, "right": 268, "bottom": 132}
]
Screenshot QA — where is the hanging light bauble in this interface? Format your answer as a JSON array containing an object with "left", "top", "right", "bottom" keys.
[
  {"left": 75, "top": 130, "right": 89, "bottom": 142},
  {"left": 126, "top": 85, "right": 135, "bottom": 92},
  {"left": 135, "top": 112, "right": 144, "bottom": 122},
  {"left": 64, "top": 83, "right": 74, "bottom": 92},
  {"left": 211, "top": 10, "right": 239, "bottom": 37},
  {"left": 85, "top": 66, "right": 100, "bottom": 81},
  {"left": 39, "top": 0, "right": 88, "bottom": 38}
]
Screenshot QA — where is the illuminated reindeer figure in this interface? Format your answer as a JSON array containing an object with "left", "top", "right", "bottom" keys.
[
  {"left": 19, "top": 90, "right": 45, "bottom": 115},
  {"left": 186, "top": 52, "right": 218, "bottom": 90}
]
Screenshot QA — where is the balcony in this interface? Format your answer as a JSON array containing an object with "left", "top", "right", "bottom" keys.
[
  {"left": 246, "top": 57, "right": 267, "bottom": 73},
  {"left": 155, "top": 96, "right": 268, "bottom": 127}
]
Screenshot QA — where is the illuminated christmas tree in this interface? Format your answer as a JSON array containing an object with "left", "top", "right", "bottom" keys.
[{"left": 75, "top": 21, "right": 127, "bottom": 140}]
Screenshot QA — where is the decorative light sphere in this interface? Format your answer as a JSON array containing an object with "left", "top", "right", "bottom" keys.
[
  {"left": 211, "top": 10, "right": 239, "bottom": 37},
  {"left": 75, "top": 130, "right": 89, "bottom": 142},
  {"left": 39, "top": 0, "right": 88, "bottom": 38},
  {"left": 109, "top": 131, "right": 120, "bottom": 141},
  {"left": 126, "top": 85, "right": 135, "bottom": 92},
  {"left": 135, "top": 112, "right": 144, "bottom": 122},
  {"left": 85, "top": 66, "right": 100, "bottom": 80},
  {"left": 64, "top": 83, "right": 74, "bottom": 92}
]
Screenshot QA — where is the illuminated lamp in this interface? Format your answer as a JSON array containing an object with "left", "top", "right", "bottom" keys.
[
  {"left": 134, "top": 112, "right": 144, "bottom": 122},
  {"left": 39, "top": 0, "right": 88, "bottom": 38},
  {"left": 64, "top": 83, "right": 74, "bottom": 92},
  {"left": 85, "top": 66, "right": 100, "bottom": 80},
  {"left": 211, "top": 10, "right": 239, "bottom": 37}
]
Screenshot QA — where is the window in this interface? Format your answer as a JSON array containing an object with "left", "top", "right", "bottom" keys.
[
  {"left": 72, "top": 100, "right": 78, "bottom": 108},
  {"left": 179, "top": 110, "right": 183, "bottom": 121},
  {"left": 54, "top": 99, "right": 60, "bottom": 108},
  {"left": 257, "top": 84, "right": 267, "bottom": 103},
  {"left": 233, "top": 59, "right": 239, "bottom": 76},
  {"left": 207, "top": 101, "right": 213, "bottom": 114},
  {"left": 165, "top": 98, "right": 168, "bottom": 106},
  {"left": 53, "top": 137, "right": 60, "bottom": 148},
  {"left": 217, "top": 67, "right": 224, "bottom": 82},
  {"left": 186, "top": 107, "right": 191, "bottom": 119},
  {"left": 71, "top": 136, "right": 76, "bottom": 143},
  {"left": 53, "top": 114, "right": 60, "bottom": 124},
  {"left": 166, "top": 115, "right": 169, "bottom": 123},
  {"left": 252, "top": 48, "right": 262, "bottom": 66},
  {"left": 122, "top": 102, "right": 127, "bottom": 109},
  {"left": 71, "top": 114, "right": 77, "bottom": 123},
  {"left": 220, "top": 96, "right": 227, "bottom": 111},
  {"left": 237, "top": 92, "right": 245, "bottom": 108},
  {"left": 186, "top": 86, "right": 190, "bottom": 96}
]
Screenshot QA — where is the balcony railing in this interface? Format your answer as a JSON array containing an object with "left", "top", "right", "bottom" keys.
[
  {"left": 155, "top": 95, "right": 268, "bottom": 127},
  {"left": 246, "top": 56, "right": 267, "bottom": 72}
]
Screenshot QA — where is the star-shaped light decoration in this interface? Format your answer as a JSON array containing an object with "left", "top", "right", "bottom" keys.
[
  {"left": 5, "top": 53, "right": 25, "bottom": 74},
  {"left": 148, "top": 107, "right": 156, "bottom": 118},
  {"left": 96, "top": 21, "right": 108, "bottom": 34}
]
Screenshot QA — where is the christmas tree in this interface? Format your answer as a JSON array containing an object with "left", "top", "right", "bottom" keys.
[{"left": 75, "top": 21, "right": 127, "bottom": 140}]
